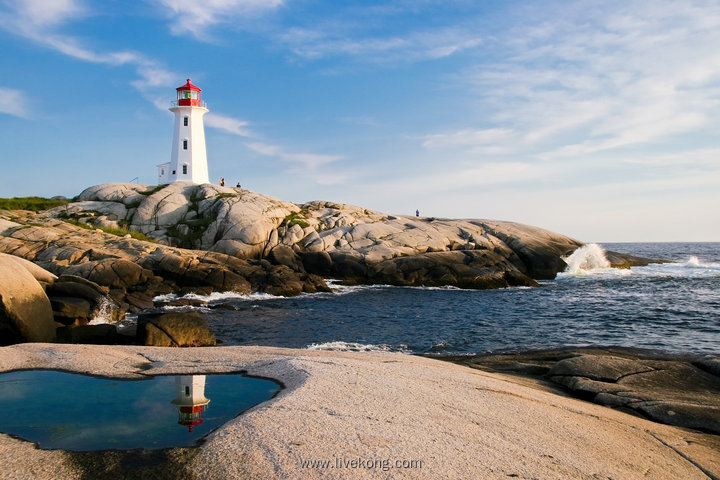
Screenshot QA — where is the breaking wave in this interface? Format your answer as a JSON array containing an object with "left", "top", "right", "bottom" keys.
[{"left": 558, "top": 243, "right": 621, "bottom": 277}]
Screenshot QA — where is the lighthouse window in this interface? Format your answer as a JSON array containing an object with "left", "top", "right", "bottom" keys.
[
  {"left": 183, "top": 116, "right": 188, "bottom": 126},
  {"left": 185, "top": 386, "right": 190, "bottom": 396},
  {"left": 183, "top": 140, "right": 188, "bottom": 150},
  {"left": 182, "top": 164, "right": 188, "bottom": 175}
]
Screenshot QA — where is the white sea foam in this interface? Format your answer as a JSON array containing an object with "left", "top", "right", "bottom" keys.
[
  {"left": 325, "top": 280, "right": 392, "bottom": 295},
  {"left": 153, "top": 291, "right": 284, "bottom": 303},
  {"left": 558, "top": 244, "right": 720, "bottom": 280},
  {"left": 88, "top": 297, "right": 114, "bottom": 325},
  {"left": 561, "top": 244, "right": 611, "bottom": 274},
  {"left": 631, "top": 256, "right": 720, "bottom": 279},
  {"left": 557, "top": 243, "right": 630, "bottom": 279},
  {"left": 305, "top": 341, "right": 409, "bottom": 353}
]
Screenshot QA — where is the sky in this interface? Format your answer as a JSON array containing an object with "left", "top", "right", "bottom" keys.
[{"left": 1, "top": 0, "right": 719, "bottom": 242}]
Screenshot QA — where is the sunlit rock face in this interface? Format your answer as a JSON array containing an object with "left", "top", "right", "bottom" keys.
[{"left": 2, "top": 183, "right": 651, "bottom": 299}]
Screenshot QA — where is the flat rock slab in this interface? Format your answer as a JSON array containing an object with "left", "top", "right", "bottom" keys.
[
  {"left": 0, "top": 344, "right": 718, "bottom": 479},
  {"left": 442, "top": 347, "right": 720, "bottom": 435}
]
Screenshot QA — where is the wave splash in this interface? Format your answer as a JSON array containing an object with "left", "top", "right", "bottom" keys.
[{"left": 561, "top": 243, "right": 612, "bottom": 275}]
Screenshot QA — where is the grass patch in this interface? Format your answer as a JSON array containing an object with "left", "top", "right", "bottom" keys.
[
  {"left": 61, "top": 218, "right": 156, "bottom": 242},
  {"left": 0, "top": 196, "right": 69, "bottom": 211},
  {"left": 216, "top": 192, "right": 237, "bottom": 199},
  {"left": 283, "top": 211, "right": 310, "bottom": 229}
]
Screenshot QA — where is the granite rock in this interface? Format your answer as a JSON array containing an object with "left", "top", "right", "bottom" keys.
[
  {"left": 0, "top": 255, "right": 56, "bottom": 344},
  {"left": 446, "top": 347, "right": 720, "bottom": 435},
  {"left": 137, "top": 312, "right": 216, "bottom": 347},
  {"left": 40, "top": 183, "right": 656, "bottom": 290}
]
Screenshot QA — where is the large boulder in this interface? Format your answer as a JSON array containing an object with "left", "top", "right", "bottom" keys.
[
  {"left": 0, "top": 255, "right": 56, "bottom": 344},
  {"left": 137, "top": 312, "right": 216, "bottom": 347},
  {"left": 0, "top": 252, "right": 57, "bottom": 288}
]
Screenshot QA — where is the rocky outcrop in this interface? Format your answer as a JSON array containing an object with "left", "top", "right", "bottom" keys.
[
  {"left": 548, "top": 354, "right": 720, "bottom": 434},
  {"left": 442, "top": 347, "right": 720, "bottom": 435},
  {"left": 3, "top": 183, "right": 657, "bottom": 298},
  {"left": 0, "top": 211, "right": 329, "bottom": 312},
  {"left": 0, "top": 254, "right": 56, "bottom": 344},
  {"left": 0, "top": 251, "right": 128, "bottom": 344},
  {"left": 36, "top": 182, "right": 656, "bottom": 290}
]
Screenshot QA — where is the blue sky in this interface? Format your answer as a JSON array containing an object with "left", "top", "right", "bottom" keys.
[{"left": 1, "top": 0, "right": 718, "bottom": 242}]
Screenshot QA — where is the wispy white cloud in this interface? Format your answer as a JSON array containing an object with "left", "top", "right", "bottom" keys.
[
  {"left": 457, "top": 0, "right": 720, "bottom": 160},
  {"left": 0, "top": 0, "right": 178, "bottom": 95},
  {"left": 421, "top": 128, "right": 514, "bottom": 151},
  {"left": 205, "top": 113, "right": 252, "bottom": 137},
  {"left": 0, "top": 87, "right": 32, "bottom": 119},
  {"left": 6, "top": 0, "right": 85, "bottom": 28},
  {"left": 246, "top": 142, "right": 342, "bottom": 170},
  {"left": 155, "top": 0, "right": 283, "bottom": 38},
  {"left": 279, "top": 25, "right": 482, "bottom": 63}
]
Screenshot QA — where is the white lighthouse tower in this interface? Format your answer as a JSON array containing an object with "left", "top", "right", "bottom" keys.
[{"left": 157, "top": 78, "right": 210, "bottom": 184}]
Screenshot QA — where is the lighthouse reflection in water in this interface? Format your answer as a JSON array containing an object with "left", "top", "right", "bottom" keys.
[
  {"left": 0, "top": 369, "right": 280, "bottom": 451},
  {"left": 172, "top": 375, "right": 211, "bottom": 432}
]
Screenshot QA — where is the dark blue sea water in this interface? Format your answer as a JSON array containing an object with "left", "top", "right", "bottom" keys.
[{"left": 154, "top": 243, "right": 720, "bottom": 355}]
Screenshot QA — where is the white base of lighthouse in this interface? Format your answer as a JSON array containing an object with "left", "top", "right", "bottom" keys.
[{"left": 158, "top": 105, "right": 209, "bottom": 184}]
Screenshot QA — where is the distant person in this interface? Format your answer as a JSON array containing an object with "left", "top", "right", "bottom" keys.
[
  {"left": 219, "top": 177, "right": 225, "bottom": 186},
  {"left": 236, "top": 182, "right": 241, "bottom": 188},
  {"left": 416, "top": 209, "right": 419, "bottom": 217}
]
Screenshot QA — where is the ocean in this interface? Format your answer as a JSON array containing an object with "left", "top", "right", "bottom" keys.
[{"left": 151, "top": 243, "right": 720, "bottom": 355}]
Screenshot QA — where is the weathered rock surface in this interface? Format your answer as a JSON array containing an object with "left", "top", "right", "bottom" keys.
[
  {"left": 137, "top": 312, "right": 216, "bottom": 347},
  {"left": 0, "top": 252, "right": 57, "bottom": 287},
  {"left": 441, "top": 347, "right": 720, "bottom": 435},
  {"left": 0, "top": 254, "right": 56, "bottom": 344},
  {"left": 35, "top": 183, "right": 656, "bottom": 290},
  {"left": 0, "top": 344, "right": 718, "bottom": 479}
]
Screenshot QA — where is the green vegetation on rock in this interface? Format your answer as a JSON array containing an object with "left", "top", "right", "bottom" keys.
[
  {"left": 61, "top": 218, "right": 156, "bottom": 243},
  {"left": 283, "top": 211, "right": 310, "bottom": 229},
  {"left": 0, "top": 197, "right": 69, "bottom": 211}
]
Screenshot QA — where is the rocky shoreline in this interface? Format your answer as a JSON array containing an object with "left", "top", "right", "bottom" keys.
[
  {"left": 435, "top": 346, "right": 720, "bottom": 435},
  {"left": 1, "top": 183, "right": 659, "bottom": 346},
  {"left": 43, "top": 182, "right": 654, "bottom": 289}
]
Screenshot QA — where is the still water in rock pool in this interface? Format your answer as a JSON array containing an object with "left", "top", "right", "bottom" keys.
[{"left": 0, "top": 370, "right": 280, "bottom": 451}]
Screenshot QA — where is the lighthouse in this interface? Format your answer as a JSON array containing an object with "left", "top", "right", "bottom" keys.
[{"left": 157, "top": 79, "right": 210, "bottom": 184}]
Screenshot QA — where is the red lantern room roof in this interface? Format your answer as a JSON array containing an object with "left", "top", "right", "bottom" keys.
[
  {"left": 176, "top": 78, "right": 203, "bottom": 107},
  {"left": 176, "top": 78, "right": 201, "bottom": 92}
]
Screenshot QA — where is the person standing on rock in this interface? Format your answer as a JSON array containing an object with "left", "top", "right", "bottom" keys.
[
  {"left": 416, "top": 209, "right": 420, "bottom": 217},
  {"left": 219, "top": 177, "right": 225, "bottom": 186}
]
